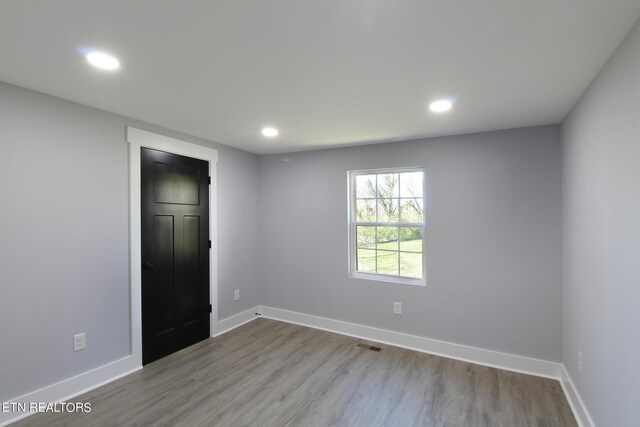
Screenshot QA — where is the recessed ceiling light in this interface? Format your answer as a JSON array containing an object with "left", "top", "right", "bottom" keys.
[
  {"left": 262, "top": 127, "right": 279, "bottom": 137},
  {"left": 429, "top": 99, "right": 453, "bottom": 113},
  {"left": 86, "top": 52, "right": 120, "bottom": 70}
]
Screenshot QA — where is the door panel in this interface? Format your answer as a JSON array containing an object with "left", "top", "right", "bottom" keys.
[
  {"left": 141, "top": 148, "right": 210, "bottom": 365},
  {"left": 154, "top": 162, "right": 200, "bottom": 205},
  {"left": 153, "top": 215, "right": 175, "bottom": 334},
  {"left": 181, "top": 215, "right": 201, "bottom": 323}
]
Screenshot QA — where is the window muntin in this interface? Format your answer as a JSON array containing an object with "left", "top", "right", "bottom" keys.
[{"left": 349, "top": 168, "right": 425, "bottom": 285}]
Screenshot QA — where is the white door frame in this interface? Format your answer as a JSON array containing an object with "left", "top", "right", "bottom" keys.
[{"left": 126, "top": 127, "right": 219, "bottom": 366}]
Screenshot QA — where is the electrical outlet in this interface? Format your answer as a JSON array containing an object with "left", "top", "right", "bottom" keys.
[
  {"left": 393, "top": 302, "right": 402, "bottom": 315},
  {"left": 234, "top": 289, "right": 240, "bottom": 301},
  {"left": 577, "top": 351, "right": 582, "bottom": 371},
  {"left": 73, "top": 333, "right": 86, "bottom": 352}
]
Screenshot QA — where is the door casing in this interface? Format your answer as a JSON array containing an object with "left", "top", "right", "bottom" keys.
[{"left": 127, "top": 127, "right": 218, "bottom": 368}]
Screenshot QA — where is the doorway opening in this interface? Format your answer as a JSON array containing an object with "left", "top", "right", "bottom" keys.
[{"left": 127, "top": 127, "right": 219, "bottom": 367}]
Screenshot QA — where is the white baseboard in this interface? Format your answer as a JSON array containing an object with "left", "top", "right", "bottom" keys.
[
  {"left": 560, "top": 365, "right": 595, "bottom": 427},
  {"left": 0, "top": 356, "right": 140, "bottom": 426},
  {"left": 213, "top": 306, "right": 260, "bottom": 337},
  {"left": 259, "top": 305, "right": 562, "bottom": 380}
]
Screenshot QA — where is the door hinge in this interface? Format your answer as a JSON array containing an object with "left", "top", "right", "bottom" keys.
[
  {"left": 208, "top": 176, "right": 211, "bottom": 185},
  {"left": 209, "top": 304, "right": 212, "bottom": 313},
  {"left": 208, "top": 240, "right": 211, "bottom": 249}
]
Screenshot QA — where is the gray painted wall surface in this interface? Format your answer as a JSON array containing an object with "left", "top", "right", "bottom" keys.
[
  {"left": 0, "top": 81, "right": 260, "bottom": 401},
  {"left": 561, "top": 18, "right": 640, "bottom": 427},
  {"left": 258, "top": 126, "right": 562, "bottom": 361}
]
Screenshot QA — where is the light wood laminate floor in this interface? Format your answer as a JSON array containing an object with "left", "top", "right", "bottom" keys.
[{"left": 16, "top": 318, "right": 577, "bottom": 426}]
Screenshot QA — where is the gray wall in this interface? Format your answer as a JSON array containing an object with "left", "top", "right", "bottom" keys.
[
  {"left": 0, "top": 81, "right": 260, "bottom": 401},
  {"left": 258, "top": 126, "right": 562, "bottom": 361},
  {"left": 561, "top": 18, "right": 640, "bottom": 427}
]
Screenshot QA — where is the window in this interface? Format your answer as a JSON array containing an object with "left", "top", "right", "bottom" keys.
[{"left": 348, "top": 168, "right": 425, "bottom": 285}]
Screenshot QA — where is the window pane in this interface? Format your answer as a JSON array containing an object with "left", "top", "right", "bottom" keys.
[
  {"left": 377, "top": 173, "right": 399, "bottom": 198},
  {"left": 400, "top": 171, "right": 423, "bottom": 198},
  {"left": 356, "top": 249, "right": 376, "bottom": 273},
  {"left": 350, "top": 169, "right": 425, "bottom": 283},
  {"left": 399, "top": 227, "right": 422, "bottom": 252},
  {"left": 377, "top": 250, "right": 399, "bottom": 275},
  {"left": 377, "top": 199, "right": 399, "bottom": 222},
  {"left": 376, "top": 226, "right": 398, "bottom": 251},
  {"left": 356, "top": 199, "right": 376, "bottom": 222},
  {"left": 400, "top": 198, "right": 423, "bottom": 223},
  {"left": 356, "top": 175, "right": 376, "bottom": 198},
  {"left": 400, "top": 252, "right": 422, "bottom": 278},
  {"left": 356, "top": 226, "right": 376, "bottom": 248}
]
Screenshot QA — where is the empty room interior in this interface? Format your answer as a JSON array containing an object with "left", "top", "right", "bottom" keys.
[{"left": 1, "top": 1, "right": 639, "bottom": 426}]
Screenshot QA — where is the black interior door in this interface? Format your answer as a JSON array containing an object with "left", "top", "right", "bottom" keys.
[{"left": 141, "top": 147, "right": 210, "bottom": 365}]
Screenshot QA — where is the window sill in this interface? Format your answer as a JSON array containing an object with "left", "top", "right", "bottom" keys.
[{"left": 349, "top": 271, "right": 426, "bottom": 287}]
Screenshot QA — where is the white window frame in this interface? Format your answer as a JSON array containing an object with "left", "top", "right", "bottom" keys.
[{"left": 348, "top": 167, "right": 426, "bottom": 286}]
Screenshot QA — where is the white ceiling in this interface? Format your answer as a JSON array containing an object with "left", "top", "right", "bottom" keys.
[{"left": 1, "top": 1, "right": 639, "bottom": 154}]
